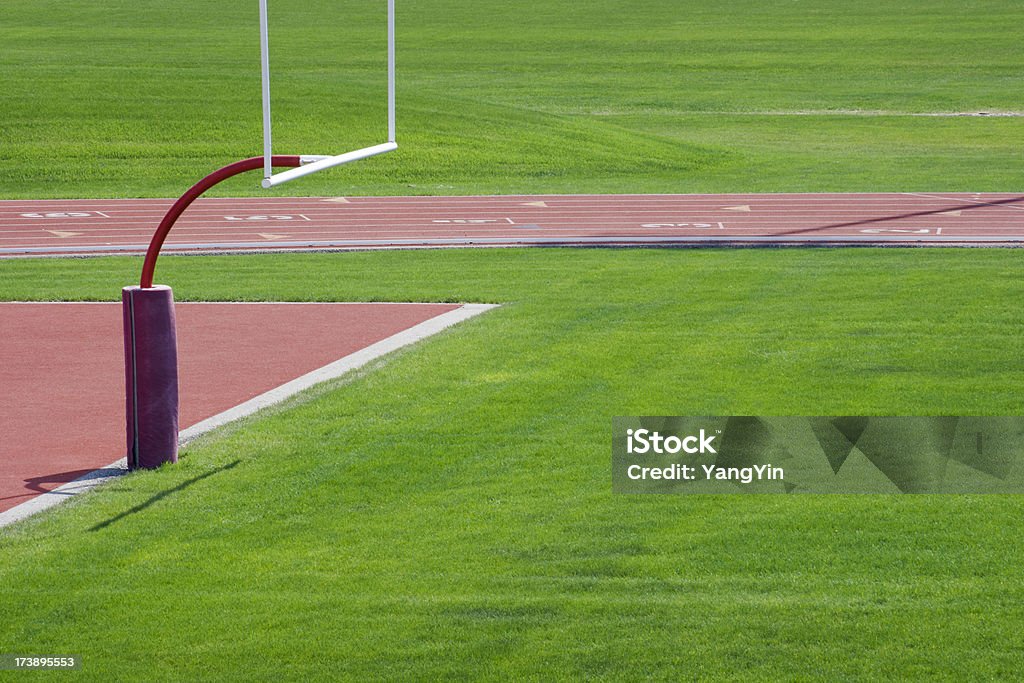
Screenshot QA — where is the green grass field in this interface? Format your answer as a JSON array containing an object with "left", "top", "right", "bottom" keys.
[
  {"left": 2, "top": 0, "right": 1024, "bottom": 680},
  {"left": 3, "top": 249, "right": 1024, "bottom": 680}
]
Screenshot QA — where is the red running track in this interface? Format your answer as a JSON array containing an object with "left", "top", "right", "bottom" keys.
[
  {"left": 1, "top": 193, "right": 1023, "bottom": 255},
  {"left": 0, "top": 302, "right": 460, "bottom": 515}
]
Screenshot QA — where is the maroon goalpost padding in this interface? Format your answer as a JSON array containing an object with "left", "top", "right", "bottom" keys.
[{"left": 122, "top": 285, "right": 179, "bottom": 469}]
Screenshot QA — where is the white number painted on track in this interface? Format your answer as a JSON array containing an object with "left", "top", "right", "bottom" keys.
[
  {"left": 19, "top": 211, "right": 107, "bottom": 219},
  {"left": 860, "top": 228, "right": 933, "bottom": 234},
  {"left": 641, "top": 222, "right": 724, "bottom": 229},
  {"left": 224, "top": 215, "right": 311, "bottom": 222},
  {"left": 432, "top": 219, "right": 502, "bottom": 224}
]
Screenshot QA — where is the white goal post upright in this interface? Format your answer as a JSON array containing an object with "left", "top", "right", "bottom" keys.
[
  {"left": 257, "top": 0, "right": 397, "bottom": 189},
  {"left": 259, "top": 0, "right": 274, "bottom": 181}
]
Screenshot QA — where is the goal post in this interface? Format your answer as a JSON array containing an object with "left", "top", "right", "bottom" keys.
[
  {"left": 258, "top": 0, "right": 396, "bottom": 189},
  {"left": 122, "top": 3, "right": 399, "bottom": 471}
]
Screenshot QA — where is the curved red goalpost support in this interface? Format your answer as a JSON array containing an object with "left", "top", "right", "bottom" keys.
[
  {"left": 140, "top": 155, "right": 301, "bottom": 288},
  {"left": 124, "top": 155, "right": 300, "bottom": 470}
]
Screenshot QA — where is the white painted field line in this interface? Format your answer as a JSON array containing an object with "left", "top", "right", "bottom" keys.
[
  {"left": 0, "top": 303, "right": 497, "bottom": 529},
  {"left": 178, "top": 303, "right": 496, "bottom": 443}
]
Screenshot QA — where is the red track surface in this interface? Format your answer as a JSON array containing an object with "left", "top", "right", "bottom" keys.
[
  {"left": 0, "top": 302, "right": 459, "bottom": 513},
  {"left": 2, "top": 193, "right": 1023, "bottom": 255}
]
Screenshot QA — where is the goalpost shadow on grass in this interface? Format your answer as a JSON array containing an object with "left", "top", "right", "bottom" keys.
[{"left": 89, "top": 460, "right": 242, "bottom": 532}]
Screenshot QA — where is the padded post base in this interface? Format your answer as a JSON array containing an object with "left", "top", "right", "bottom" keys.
[{"left": 122, "top": 285, "right": 179, "bottom": 470}]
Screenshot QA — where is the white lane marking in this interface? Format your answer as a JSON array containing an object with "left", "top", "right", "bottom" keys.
[
  {"left": 224, "top": 215, "right": 312, "bottom": 222},
  {"left": 860, "top": 228, "right": 932, "bottom": 234},
  {"left": 431, "top": 219, "right": 502, "bottom": 224},
  {"left": 640, "top": 222, "right": 722, "bottom": 229}
]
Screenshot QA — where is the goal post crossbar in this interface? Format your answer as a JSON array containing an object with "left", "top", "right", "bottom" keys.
[
  {"left": 258, "top": 0, "right": 396, "bottom": 189},
  {"left": 263, "top": 142, "right": 397, "bottom": 188}
]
